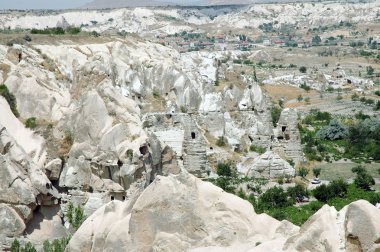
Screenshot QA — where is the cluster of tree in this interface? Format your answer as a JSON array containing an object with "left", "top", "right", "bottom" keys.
[
  {"left": 65, "top": 202, "right": 86, "bottom": 230},
  {"left": 258, "top": 23, "right": 274, "bottom": 33},
  {"left": 31, "top": 26, "right": 81, "bottom": 35},
  {"left": 11, "top": 236, "right": 70, "bottom": 252},
  {"left": 300, "top": 110, "right": 380, "bottom": 162}
]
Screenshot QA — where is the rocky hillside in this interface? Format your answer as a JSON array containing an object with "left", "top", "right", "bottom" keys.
[
  {"left": 0, "top": 1, "right": 379, "bottom": 251},
  {"left": 1, "top": 2, "right": 379, "bottom": 34}
]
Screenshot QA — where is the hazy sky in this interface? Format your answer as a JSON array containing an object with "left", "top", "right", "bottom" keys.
[{"left": 0, "top": 0, "right": 91, "bottom": 9}]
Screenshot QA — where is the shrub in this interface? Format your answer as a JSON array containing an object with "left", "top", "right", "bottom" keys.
[
  {"left": 299, "top": 66, "right": 307, "bottom": 73},
  {"left": 313, "top": 179, "right": 348, "bottom": 202},
  {"left": 316, "top": 119, "right": 347, "bottom": 140},
  {"left": 352, "top": 166, "right": 375, "bottom": 191},
  {"left": 259, "top": 187, "right": 293, "bottom": 209},
  {"left": 152, "top": 90, "right": 160, "bottom": 98},
  {"left": 66, "top": 202, "right": 86, "bottom": 230},
  {"left": 216, "top": 162, "right": 233, "bottom": 177},
  {"left": 278, "top": 177, "right": 284, "bottom": 184},
  {"left": 25, "top": 117, "right": 37, "bottom": 129},
  {"left": 216, "top": 136, "right": 226, "bottom": 146},
  {"left": 43, "top": 236, "right": 71, "bottom": 252},
  {"left": 304, "top": 97, "right": 311, "bottom": 105},
  {"left": 66, "top": 26, "right": 81, "bottom": 35},
  {"left": 10, "top": 239, "right": 20, "bottom": 252},
  {"left": 351, "top": 93, "right": 359, "bottom": 101},
  {"left": 297, "top": 94, "right": 303, "bottom": 102},
  {"left": 0, "top": 84, "right": 19, "bottom": 117},
  {"left": 271, "top": 106, "right": 282, "bottom": 127},
  {"left": 249, "top": 144, "right": 266, "bottom": 154},
  {"left": 298, "top": 167, "right": 309, "bottom": 179},
  {"left": 300, "top": 83, "right": 311, "bottom": 92},
  {"left": 313, "top": 168, "right": 321, "bottom": 178},
  {"left": 287, "top": 184, "right": 309, "bottom": 201}
]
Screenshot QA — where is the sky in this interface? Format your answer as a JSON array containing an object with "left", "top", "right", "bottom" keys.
[{"left": 0, "top": 0, "right": 91, "bottom": 9}]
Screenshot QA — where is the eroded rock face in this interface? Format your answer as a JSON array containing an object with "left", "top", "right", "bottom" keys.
[
  {"left": 0, "top": 204, "right": 25, "bottom": 237},
  {"left": 284, "top": 200, "right": 380, "bottom": 252},
  {"left": 243, "top": 151, "right": 295, "bottom": 178},
  {"left": 272, "top": 108, "right": 303, "bottom": 164},
  {"left": 67, "top": 171, "right": 293, "bottom": 252}
]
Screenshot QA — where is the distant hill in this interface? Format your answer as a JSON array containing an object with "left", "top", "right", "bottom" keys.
[{"left": 82, "top": 0, "right": 374, "bottom": 9}]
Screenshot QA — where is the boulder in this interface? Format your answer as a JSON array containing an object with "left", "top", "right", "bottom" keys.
[
  {"left": 0, "top": 204, "right": 25, "bottom": 237},
  {"left": 44, "top": 158, "right": 63, "bottom": 181}
]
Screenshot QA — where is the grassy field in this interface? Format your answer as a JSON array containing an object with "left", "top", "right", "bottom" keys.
[{"left": 315, "top": 162, "right": 380, "bottom": 191}]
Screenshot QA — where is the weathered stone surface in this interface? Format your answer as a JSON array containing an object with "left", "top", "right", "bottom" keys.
[
  {"left": 272, "top": 108, "right": 303, "bottom": 163},
  {"left": 67, "top": 172, "right": 289, "bottom": 252},
  {"left": 284, "top": 200, "right": 380, "bottom": 252},
  {"left": 244, "top": 151, "right": 295, "bottom": 178},
  {"left": 44, "top": 158, "right": 62, "bottom": 181},
  {"left": 0, "top": 204, "right": 25, "bottom": 237}
]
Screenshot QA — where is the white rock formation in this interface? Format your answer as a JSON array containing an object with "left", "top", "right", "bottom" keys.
[
  {"left": 284, "top": 200, "right": 380, "bottom": 252},
  {"left": 67, "top": 171, "right": 297, "bottom": 252},
  {"left": 243, "top": 151, "right": 295, "bottom": 178}
]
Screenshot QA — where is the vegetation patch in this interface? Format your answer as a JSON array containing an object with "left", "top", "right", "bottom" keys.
[{"left": 0, "top": 84, "right": 19, "bottom": 117}]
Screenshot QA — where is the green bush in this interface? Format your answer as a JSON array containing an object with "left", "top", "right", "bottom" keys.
[
  {"left": 31, "top": 27, "right": 65, "bottom": 35},
  {"left": 10, "top": 239, "right": 21, "bottom": 252},
  {"left": 299, "top": 66, "right": 307, "bottom": 73},
  {"left": 287, "top": 184, "right": 309, "bottom": 201},
  {"left": 258, "top": 187, "right": 293, "bottom": 209},
  {"left": 42, "top": 236, "right": 71, "bottom": 252},
  {"left": 312, "top": 168, "right": 321, "bottom": 178},
  {"left": 216, "top": 136, "right": 226, "bottom": 147},
  {"left": 66, "top": 26, "right": 81, "bottom": 35},
  {"left": 25, "top": 117, "right": 37, "bottom": 129},
  {"left": 249, "top": 144, "right": 266, "bottom": 154},
  {"left": 316, "top": 120, "right": 347, "bottom": 140},
  {"left": 298, "top": 167, "right": 309, "bottom": 179},
  {"left": 271, "top": 106, "right": 282, "bottom": 127},
  {"left": 0, "top": 84, "right": 19, "bottom": 117},
  {"left": 313, "top": 179, "right": 348, "bottom": 202},
  {"left": 66, "top": 202, "right": 85, "bottom": 230},
  {"left": 352, "top": 166, "right": 375, "bottom": 191}
]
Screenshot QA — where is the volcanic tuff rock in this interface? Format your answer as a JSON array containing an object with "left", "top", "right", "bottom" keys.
[
  {"left": 1, "top": 3, "right": 379, "bottom": 34},
  {"left": 67, "top": 171, "right": 380, "bottom": 252},
  {"left": 242, "top": 151, "right": 295, "bottom": 178},
  {"left": 67, "top": 171, "right": 297, "bottom": 252}
]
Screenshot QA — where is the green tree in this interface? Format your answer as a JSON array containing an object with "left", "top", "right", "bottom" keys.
[
  {"left": 271, "top": 106, "right": 282, "bottom": 127},
  {"left": 287, "top": 184, "right": 309, "bottom": 201},
  {"left": 299, "top": 66, "right": 307, "bottom": 73},
  {"left": 297, "top": 95, "right": 303, "bottom": 102},
  {"left": 312, "top": 35, "right": 322, "bottom": 45},
  {"left": 10, "top": 239, "right": 20, "bottom": 252},
  {"left": 298, "top": 167, "right": 309, "bottom": 179},
  {"left": 216, "top": 162, "right": 233, "bottom": 177},
  {"left": 352, "top": 166, "right": 375, "bottom": 191},
  {"left": 366, "top": 66, "right": 374, "bottom": 76},
  {"left": 65, "top": 202, "right": 85, "bottom": 230},
  {"left": 313, "top": 168, "right": 321, "bottom": 178},
  {"left": 259, "top": 187, "right": 292, "bottom": 208}
]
